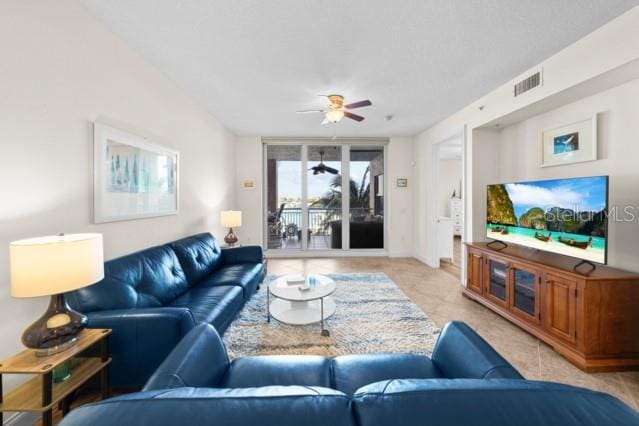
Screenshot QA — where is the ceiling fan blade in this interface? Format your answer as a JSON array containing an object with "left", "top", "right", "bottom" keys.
[
  {"left": 296, "top": 109, "right": 325, "bottom": 114},
  {"left": 344, "top": 100, "right": 372, "bottom": 109},
  {"left": 344, "top": 111, "right": 365, "bottom": 122},
  {"left": 325, "top": 166, "right": 339, "bottom": 174}
]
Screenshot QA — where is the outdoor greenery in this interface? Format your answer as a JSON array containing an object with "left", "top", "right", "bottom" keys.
[{"left": 310, "top": 166, "right": 371, "bottom": 224}]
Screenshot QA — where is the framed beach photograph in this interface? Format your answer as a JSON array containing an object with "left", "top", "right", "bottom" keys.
[
  {"left": 539, "top": 115, "right": 597, "bottom": 168},
  {"left": 94, "top": 122, "right": 179, "bottom": 223}
]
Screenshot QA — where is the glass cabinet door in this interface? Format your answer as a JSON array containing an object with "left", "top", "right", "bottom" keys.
[
  {"left": 513, "top": 270, "right": 536, "bottom": 315},
  {"left": 487, "top": 259, "right": 508, "bottom": 305},
  {"left": 511, "top": 266, "right": 540, "bottom": 322}
]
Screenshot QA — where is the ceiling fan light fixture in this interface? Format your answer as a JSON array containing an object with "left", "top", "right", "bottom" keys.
[{"left": 325, "top": 109, "right": 344, "bottom": 123}]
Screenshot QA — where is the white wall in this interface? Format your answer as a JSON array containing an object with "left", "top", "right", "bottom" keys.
[
  {"left": 413, "top": 6, "right": 639, "bottom": 271},
  {"left": 438, "top": 159, "right": 462, "bottom": 217},
  {"left": 235, "top": 136, "right": 264, "bottom": 246},
  {"left": 0, "top": 0, "right": 237, "bottom": 397},
  {"left": 234, "top": 137, "right": 414, "bottom": 256},
  {"left": 469, "top": 129, "right": 502, "bottom": 242},
  {"left": 495, "top": 78, "right": 639, "bottom": 271},
  {"left": 386, "top": 137, "right": 414, "bottom": 256}
]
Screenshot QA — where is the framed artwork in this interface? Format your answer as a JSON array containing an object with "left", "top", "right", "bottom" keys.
[
  {"left": 396, "top": 178, "right": 408, "bottom": 188},
  {"left": 539, "top": 115, "right": 597, "bottom": 168},
  {"left": 94, "top": 122, "right": 179, "bottom": 223},
  {"left": 241, "top": 178, "right": 256, "bottom": 190}
]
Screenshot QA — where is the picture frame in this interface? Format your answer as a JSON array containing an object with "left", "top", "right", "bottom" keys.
[
  {"left": 539, "top": 115, "right": 597, "bottom": 168},
  {"left": 94, "top": 122, "right": 179, "bottom": 223},
  {"left": 396, "top": 178, "right": 408, "bottom": 188}
]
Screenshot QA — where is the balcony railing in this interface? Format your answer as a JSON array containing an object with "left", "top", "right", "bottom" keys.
[{"left": 278, "top": 207, "right": 374, "bottom": 236}]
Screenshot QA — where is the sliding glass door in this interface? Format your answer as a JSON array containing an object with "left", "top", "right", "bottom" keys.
[
  {"left": 265, "top": 145, "right": 301, "bottom": 250},
  {"left": 307, "top": 145, "right": 342, "bottom": 249},
  {"left": 349, "top": 146, "right": 384, "bottom": 249},
  {"left": 265, "top": 142, "right": 385, "bottom": 252}
]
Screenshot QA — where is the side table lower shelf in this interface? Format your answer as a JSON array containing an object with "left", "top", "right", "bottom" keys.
[
  {"left": 0, "top": 328, "right": 111, "bottom": 426},
  {"left": 1, "top": 357, "right": 111, "bottom": 413}
]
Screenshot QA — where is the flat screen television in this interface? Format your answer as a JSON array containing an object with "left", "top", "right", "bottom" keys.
[{"left": 486, "top": 176, "right": 608, "bottom": 264}]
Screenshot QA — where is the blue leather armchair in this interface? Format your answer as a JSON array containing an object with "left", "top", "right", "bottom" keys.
[
  {"left": 65, "top": 233, "right": 265, "bottom": 388},
  {"left": 61, "top": 321, "right": 639, "bottom": 426}
]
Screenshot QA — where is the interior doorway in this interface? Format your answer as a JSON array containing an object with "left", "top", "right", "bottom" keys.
[{"left": 431, "top": 131, "right": 465, "bottom": 281}]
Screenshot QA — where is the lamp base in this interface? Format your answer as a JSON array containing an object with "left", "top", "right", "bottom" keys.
[
  {"left": 22, "top": 293, "right": 88, "bottom": 356},
  {"left": 35, "top": 338, "right": 79, "bottom": 357},
  {"left": 224, "top": 228, "right": 239, "bottom": 246}
]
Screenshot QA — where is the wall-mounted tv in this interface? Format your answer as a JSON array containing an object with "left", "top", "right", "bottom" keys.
[{"left": 486, "top": 176, "right": 608, "bottom": 264}]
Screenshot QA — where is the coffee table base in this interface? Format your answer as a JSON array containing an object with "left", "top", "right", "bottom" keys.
[{"left": 269, "top": 297, "right": 336, "bottom": 327}]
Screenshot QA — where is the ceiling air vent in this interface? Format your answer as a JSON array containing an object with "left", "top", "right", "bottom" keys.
[{"left": 513, "top": 68, "right": 542, "bottom": 97}]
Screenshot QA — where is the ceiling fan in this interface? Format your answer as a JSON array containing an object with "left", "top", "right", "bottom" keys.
[
  {"left": 309, "top": 150, "right": 339, "bottom": 175},
  {"left": 296, "top": 94, "right": 372, "bottom": 125}
]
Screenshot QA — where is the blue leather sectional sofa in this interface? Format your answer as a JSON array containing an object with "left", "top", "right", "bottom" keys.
[
  {"left": 61, "top": 321, "right": 639, "bottom": 426},
  {"left": 66, "top": 233, "right": 265, "bottom": 388}
]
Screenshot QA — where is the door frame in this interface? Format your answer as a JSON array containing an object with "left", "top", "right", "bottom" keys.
[
  {"left": 429, "top": 127, "right": 467, "bottom": 284},
  {"left": 262, "top": 138, "right": 389, "bottom": 257}
]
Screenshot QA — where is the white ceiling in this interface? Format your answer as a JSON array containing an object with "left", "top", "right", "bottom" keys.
[{"left": 81, "top": 0, "right": 638, "bottom": 137}]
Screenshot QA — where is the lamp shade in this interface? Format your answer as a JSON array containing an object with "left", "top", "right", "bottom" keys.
[
  {"left": 220, "top": 210, "right": 242, "bottom": 228},
  {"left": 10, "top": 233, "right": 104, "bottom": 298}
]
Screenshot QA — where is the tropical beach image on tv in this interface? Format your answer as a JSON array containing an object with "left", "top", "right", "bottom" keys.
[{"left": 486, "top": 176, "right": 608, "bottom": 264}]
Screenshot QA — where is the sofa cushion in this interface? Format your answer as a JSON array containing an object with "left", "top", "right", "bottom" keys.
[
  {"left": 199, "top": 263, "right": 264, "bottom": 299},
  {"left": 170, "top": 233, "right": 223, "bottom": 286},
  {"left": 353, "top": 379, "right": 639, "bottom": 426},
  {"left": 331, "top": 353, "right": 442, "bottom": 395},
  {"left": 143, "top": 323, "right": 229, "bottom": 391},
  {"left": 67, "top": 245, "right": 189, "bottom": 312},
  {"left": 431, "top": 321, "right": 523, "bottom": 379},
  {"left": 86, "top": 307, "right": 196, "bottom": 389},
  {"left": 60, "top": 386, "right": 354, "bottom": 426},
  {"left": 221, "top": 245, "right": 264, "bottom": 265},
  {"left": 168, "top": 285, "right": 243, "bottom": 334},
  {"left": 222, "top": 355, "right": 332, "bottom": 388}
]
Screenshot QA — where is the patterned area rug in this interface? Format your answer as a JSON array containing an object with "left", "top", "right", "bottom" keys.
[{"left": 223, "top": 273, "right": 440, "bottom": 358}]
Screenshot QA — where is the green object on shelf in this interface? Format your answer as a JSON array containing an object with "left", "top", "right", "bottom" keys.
[{"left": 53, "top": 360, "right": 72, "bottom": 383}]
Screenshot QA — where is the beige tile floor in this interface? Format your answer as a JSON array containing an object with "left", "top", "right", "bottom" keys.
[{"left": 267, "top": 256, "right": 639, "bottom": 409}]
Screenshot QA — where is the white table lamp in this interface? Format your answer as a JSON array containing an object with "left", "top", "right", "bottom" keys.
[
  {"left": 220, "top": 210, "right": 242, "bottom": 246},
  {"left": 10, "top": 233, "right": 104, "bottom": 355}
]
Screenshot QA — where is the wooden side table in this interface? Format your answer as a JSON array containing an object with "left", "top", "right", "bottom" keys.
[{"left": 0, "top": 328, "right": 111, "bottom": 426}]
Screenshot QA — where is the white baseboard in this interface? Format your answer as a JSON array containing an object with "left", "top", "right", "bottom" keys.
[
  {"left": 4, "top": 412, "right": 38, "bottom": 426},
  {"left": 266, "top": 249, "right": 389, "bottom": 258},
  {"left": 388, "top": 251, "right": 414, "bottom": 258},
  {"left": 414, "top": 254, "right": 439, "bottom": 268}
]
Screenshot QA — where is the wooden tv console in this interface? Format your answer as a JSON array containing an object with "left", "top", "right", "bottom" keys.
[{"left": 464, "top": 242, "right": 639, "bottom": 372}]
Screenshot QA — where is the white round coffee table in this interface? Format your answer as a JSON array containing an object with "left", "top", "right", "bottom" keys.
[{"left": 267, "top": 275, "right": 336, "bottom": 336}]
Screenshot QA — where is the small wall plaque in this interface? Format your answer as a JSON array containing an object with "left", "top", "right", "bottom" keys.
[{"left": 241, "top": 178, "right": 256, "bottom": 190}]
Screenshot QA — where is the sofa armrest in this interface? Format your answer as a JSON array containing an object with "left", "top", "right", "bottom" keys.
[
  {"left": 221, "top": 245, "right": 264, "bottom": 265},
  {"left": 143, "top": 323, "right": 230, "bottom": 391},
  {"left": 86, "top": 307, "right": 197, "bottom": 388},
  {"left": 431, "top": 321, "right": 523, "bottom": 379}
]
